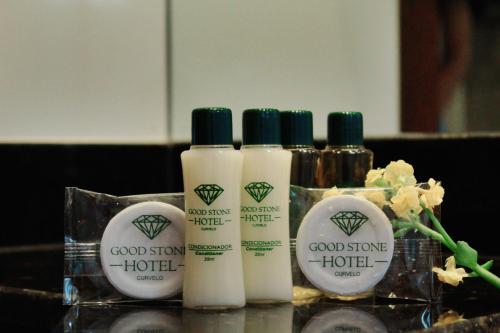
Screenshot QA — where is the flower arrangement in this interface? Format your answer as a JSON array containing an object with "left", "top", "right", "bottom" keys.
[{"left": 324, "top": 160, "right": 500, "bottom": 289}]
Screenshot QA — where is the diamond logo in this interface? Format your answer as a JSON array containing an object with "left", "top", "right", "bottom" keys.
[
  {"left": 132, "top": 215, "right": 171, "bottom": 240},
  {"left": 330, "top": 211, "right": 368, "bottom": 236},
  {"left": 194, "top": 184, "right": 224, "bottom": 206},
  {"left": 244, "top": 182, "right": 274, "bottom": 203}
]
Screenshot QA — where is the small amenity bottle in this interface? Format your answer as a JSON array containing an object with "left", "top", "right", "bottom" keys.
[
  {"left": 280, "top": 110, "right": 320, "bottom": 188},
  {"left": 181, "top": 107, "right": 245, "bottom": 309},
  {"left": 317, "top": 112, "right": 373, "bottom": 188},
  {"left": 240, "top": 108, "right": 293, "bottom": 303},
  {"left": 280, "top": 110, "right": 321, "bottom": 289}
]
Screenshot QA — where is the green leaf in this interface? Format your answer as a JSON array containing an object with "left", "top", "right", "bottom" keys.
[
  {"left": 455, "top": 241, "right": 478, "bottom": 269},
  {"left": 481, "top": 260, "right": 494, "bottom": 271}
]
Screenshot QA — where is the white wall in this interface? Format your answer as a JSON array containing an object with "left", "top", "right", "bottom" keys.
[
  {"left": 0, "top": 0, "right": 399, "bottom": 143},
  {"left": 170, "top": 0, "right": 400, "bottom": 142},
  {"left": 0, "top": 0, "right": 168, "bottom": 143}
]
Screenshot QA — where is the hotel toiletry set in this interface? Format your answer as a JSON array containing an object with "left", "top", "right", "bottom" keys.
[{"left": 64, "top": 108, "right": 440, "bottom": 306}]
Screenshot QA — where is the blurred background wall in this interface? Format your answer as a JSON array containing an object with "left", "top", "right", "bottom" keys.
[
  {"left": 0, "top": 0, "right": 168, "bottom": 143},
  {"left": 169, "top": 0, "right": 399, "bottom": 141},
  {"left": 1, "top": 0, "right": 399, "bottom": 143},
  {"left": 1, "top": 0, "right": 499, "bottom": 143}
]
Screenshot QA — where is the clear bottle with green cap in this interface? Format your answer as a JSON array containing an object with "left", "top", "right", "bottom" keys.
[
  {"left": 317, "top": 112, "right": 373, "bottom": 188},
  {"left": 181, "top": 107, "right": 245, "bottom": 309},
  {"left": 280, "top": 110, "right": 320, "bottom": 188},
  {"left": 240, "top": 108, "right": 293, "bottom": 303},
  {"left": 280, "top": 110, "right": 321, "bottom": 290}
]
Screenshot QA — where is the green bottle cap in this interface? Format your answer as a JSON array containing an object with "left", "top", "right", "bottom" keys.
[
  {"left": 191, "top": 107, "right": 233, "bottom": 145},
  {"left": 327, "top": 112, "right": 364, "bottom": 146},
  {"left": 280, "top": 110, "right": 314, "bottom": 146},
  {"left": 242, "top": 108, "right": 281, "bottom": 145}
]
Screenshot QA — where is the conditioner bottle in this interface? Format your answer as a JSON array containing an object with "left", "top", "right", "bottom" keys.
[
  {"left": 240, "top": 108, "right": 293, "bottom": 303},
  {"left": 181, "top": 107, "right": 245, "bottom": 309}
]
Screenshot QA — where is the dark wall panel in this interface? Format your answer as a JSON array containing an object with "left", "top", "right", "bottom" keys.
[{"left": 1, "top": 136, "right": 497, "bottom": 255}]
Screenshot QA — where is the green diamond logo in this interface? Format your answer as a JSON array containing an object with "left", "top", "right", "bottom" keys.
[
  {"left": 132, "top": 215, "right": 171, "bottom": 240},
  {"left": 330, "top": 211, "right": 368, "bottom": 236},
  {"left": 244, "top": 182, "right": 274, "bottom": 203},
  {"left": 194, "top": 184, "right": 224, "bottom": 206}
]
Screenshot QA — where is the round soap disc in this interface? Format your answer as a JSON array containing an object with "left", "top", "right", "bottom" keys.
[
  {"left": 100, "top": 201, "right": 185, "bottom": 299},
  {"left": 296, "top": 195, "right": 394, "bottom": 296}
]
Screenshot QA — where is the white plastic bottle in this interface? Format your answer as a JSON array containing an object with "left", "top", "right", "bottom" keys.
[
  {"left": 181, "top": 107, "right": 245, "bottom": 309},
  {"left": 240, "top": 108, "right": 293, "bottom": 303}
]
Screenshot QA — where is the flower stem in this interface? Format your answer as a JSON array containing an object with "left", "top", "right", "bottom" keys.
[
  {"left": 473, "top": 264, "right": 500, "bottom": 289},
  {"left": 413, "top": 221, "right": 445, "bottom": 244},
  {"left": 392, "top": 217, "right": 445, "bottom": 243},
  {"left": 394, "top": 228, "right": 410, "bottom": 238},
  {"left": 422, "top": 206, "right": 457, "bottom": 252},
  {"left": 392, "top": 220, "right": 413, "bottom": 229},
  {"left": 468, "top": 260, "right": 493, "bottom": 278}
]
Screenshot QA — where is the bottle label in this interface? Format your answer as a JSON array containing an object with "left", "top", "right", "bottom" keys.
[
  {"left": 189, "top": 183, "right": 233, "bottom": 231},
  {"left": 241, "top": 181, "right": 281, "bottom": 228},
  {"left": 244, "top": 181, "right": 273, "bottom": 202},
  {"left": 241, "top": 240, "right": 283, "bottom": 257},
  {"left": 187, "top": 243, "right": 233, "bottom": 262},
  {"left": 194, "top": 183, "right": 224, "bottom": 206}
]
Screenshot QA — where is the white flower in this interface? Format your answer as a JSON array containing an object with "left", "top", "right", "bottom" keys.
[
  {"left": 390, "top": 186, "right": 422, "bottom": 219},
  {"left": 432, "top": 256, "right": 468, "bottom": 287},
  {"left": 322, "top": 187, "right": 343, "bottom": 199},
  {"left": 419, "top": 178, "right": 445, "bottom": 209},
  {"left": 383, "top": 160, "right": 417, "bottom": 189},
  {"left": 355, "top": 190, "right": 387, "bottom": 209},
  {"left": 365, "top": 168, "right": 385, "bottom": 187}
]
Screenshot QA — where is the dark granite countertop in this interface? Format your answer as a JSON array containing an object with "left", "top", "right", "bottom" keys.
[{"left": 0, "top": 244, "right": 499, "bottom": 332}]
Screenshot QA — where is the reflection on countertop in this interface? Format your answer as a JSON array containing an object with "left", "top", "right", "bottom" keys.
[
  {"left": 0, "top": 244, "right": 499, "bottom": 332},
  {"left": 60, "top": 302, "right": 500, "bottom": 333},
  {"left": 62, "top": 303, "right": 427, "bottom": 333}
]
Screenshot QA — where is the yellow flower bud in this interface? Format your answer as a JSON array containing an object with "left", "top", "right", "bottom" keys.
[
  {"left": 355, "top": 190, "right": 387, "bottom": 209},
  {"left": 365, "top": 168, "right": 385, "bottom": 187},
  {"left": 419, "top": 178, "right": 445, "bottom": 209},
  {"left": 390, "top": 186, "right": 422, "bottom": 219},
  {"left": 383, "top": 160, "right": 417, "bottom": 189},
  {"left": 432, "top": 256, "right": 468, "bottom": 287}
]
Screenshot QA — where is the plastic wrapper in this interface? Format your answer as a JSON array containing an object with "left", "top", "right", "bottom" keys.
[
  {"left": 64, "top": 187, "right": 184, "bottom": 305},
  {"left": 290, "top": 185, "right": 442, "bottom": 302},
  {"left": 64, "top": 185, "right": 441, "bottom": 305}
]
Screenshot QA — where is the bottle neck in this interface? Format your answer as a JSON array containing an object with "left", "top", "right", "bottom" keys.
[
  {"left": 190, "top": 144, "right": 234, "bottom": 149},
  {"left": 282, "top": 144, "right": 315, "bottom": 149},
  {"left": 241, "top": 144, "right": 283, "bottom": 149},
  {"left": 325, "top": 144, "right": 364, "bottom": 149}
]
